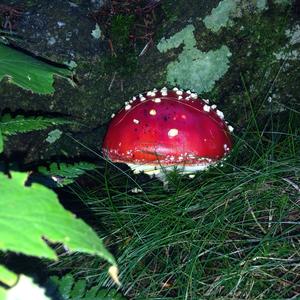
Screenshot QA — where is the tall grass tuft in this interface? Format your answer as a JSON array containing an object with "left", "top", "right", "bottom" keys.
[{"left": 53, "top": 86, "right": 300, "bottom": 299}]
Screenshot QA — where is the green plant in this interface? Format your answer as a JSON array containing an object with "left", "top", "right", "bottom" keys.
[
  {"left": 48, "top": 273, "right": 126, "bottom": 300},
  {"left": 0, "top": 113, "right": 73, "bottom": 153},
  {"left": 0, "top": 43, "right": 75, "bottom": 94},
  {"left": 0, "top": 172, "right": 118, "bottom": 300},
  {"left": 38, "top": 162, "right": 99, "bottom": 187}
]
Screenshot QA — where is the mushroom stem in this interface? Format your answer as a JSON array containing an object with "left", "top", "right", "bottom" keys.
[{"left": 157, "top": 172, "right": 169, "bottom": 191}]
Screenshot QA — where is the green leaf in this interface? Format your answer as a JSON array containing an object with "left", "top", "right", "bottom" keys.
[
  {"left": 0, "top": 172, "right": 116, "bottom": 267},
  {"left": 0, "top": 287, "right": 6, "bottom": 300},
  {"left": 0, "top": 265, "right": 18, "bottom": 287},
  {"left": 0, "top": 43, "right": 75, "bottom": 94},
  {"left": 0, "top": 114, "right": 72, "bottom": 136}
]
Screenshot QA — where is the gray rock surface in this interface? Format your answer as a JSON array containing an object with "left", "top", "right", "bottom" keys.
[{"left": 0, "top": 0, "right": 299, "bottom": 165}]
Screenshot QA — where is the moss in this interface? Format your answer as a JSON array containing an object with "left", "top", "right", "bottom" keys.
[
  {"left": 103, "top": 51, "right": 137, "bottom": 77},
  {"left": 102, "top": 15, "right": 137, "bottom": 77},
  {"left": 161, "top": 0, "right": 181, "bottom": 24},
  {"left": 157, "top": 24, "right": 232, "bottom": 93},
  {"left": 110, "top": 15, "right": 134, "bottom": 48},
  {"left": 236, "top": 9, "right": 289, "bottom": 70}
]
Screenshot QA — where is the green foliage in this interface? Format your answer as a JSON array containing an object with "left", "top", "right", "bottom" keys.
[
  {"left": 0, "top": 171, "right": 119, "bottom": 299},
  {"left": 0, "top": 171, "right": 116, "bottom": 263},
  {"left": 48, "top": 274, "right": 126, "bottom": 300},
  {"left": 0, "top": 113, "right": 72, "bottom": 153},
  {"left": 0, "top": 266, "right": 18, "bottom": 287},
  {"left": 0, "top": 113, "right": 71, "bottom": 136},
  {"left": 38, "top": 162, "right": 98, "bottom": 186},
  {"left": 0, "top": 43, "right": 75, "bottom": 94},
  {"left": 0, "top": 287, "right": 5, "bottom": 300}
]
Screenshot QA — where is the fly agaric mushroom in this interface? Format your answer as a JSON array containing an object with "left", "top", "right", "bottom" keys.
[{"left": 102, "top": 87, "right": 233, "bottom": 181}]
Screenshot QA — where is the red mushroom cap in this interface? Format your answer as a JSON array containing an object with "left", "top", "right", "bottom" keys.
[{"left": 102, "top": 87, "right": 233, "bottom": 175}]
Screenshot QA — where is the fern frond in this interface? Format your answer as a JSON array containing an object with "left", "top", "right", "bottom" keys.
[
  {"left": 48, "top": 274, "right": 126, "bottom": 300},
  {"left": 0, "top": 114, "right": 72, "bottom": 136},
  {"left": 38, "top": 162, "right": 98, "bottom": 186}
]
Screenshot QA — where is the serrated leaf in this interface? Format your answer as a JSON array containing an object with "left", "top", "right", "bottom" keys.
[
  {"left": 70, "top": 279, "right": 86, "bottom": 298},
  {"left": 0, "top": 172, "right": 116, "bottom": 267},
  {"left": 85, "top": 286, "right": 98, "bottom": 298},
  {"left": 48, "top": 274, "right": 126, "bottom": 300},
  {"left": 0, "top": 43, "right": 75, "bottom": 94},
  {"left": 0, "top": 265, "right": 18, "bottom": 287},
  {"left": 58, "top": 274, "right": 74, "bottom": 299},
  {"left": 0, "top": 287, "right": 6, "bottom": 300},
  {"left": 0, "top": 114, "right": 71, "bottom": 136}
]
